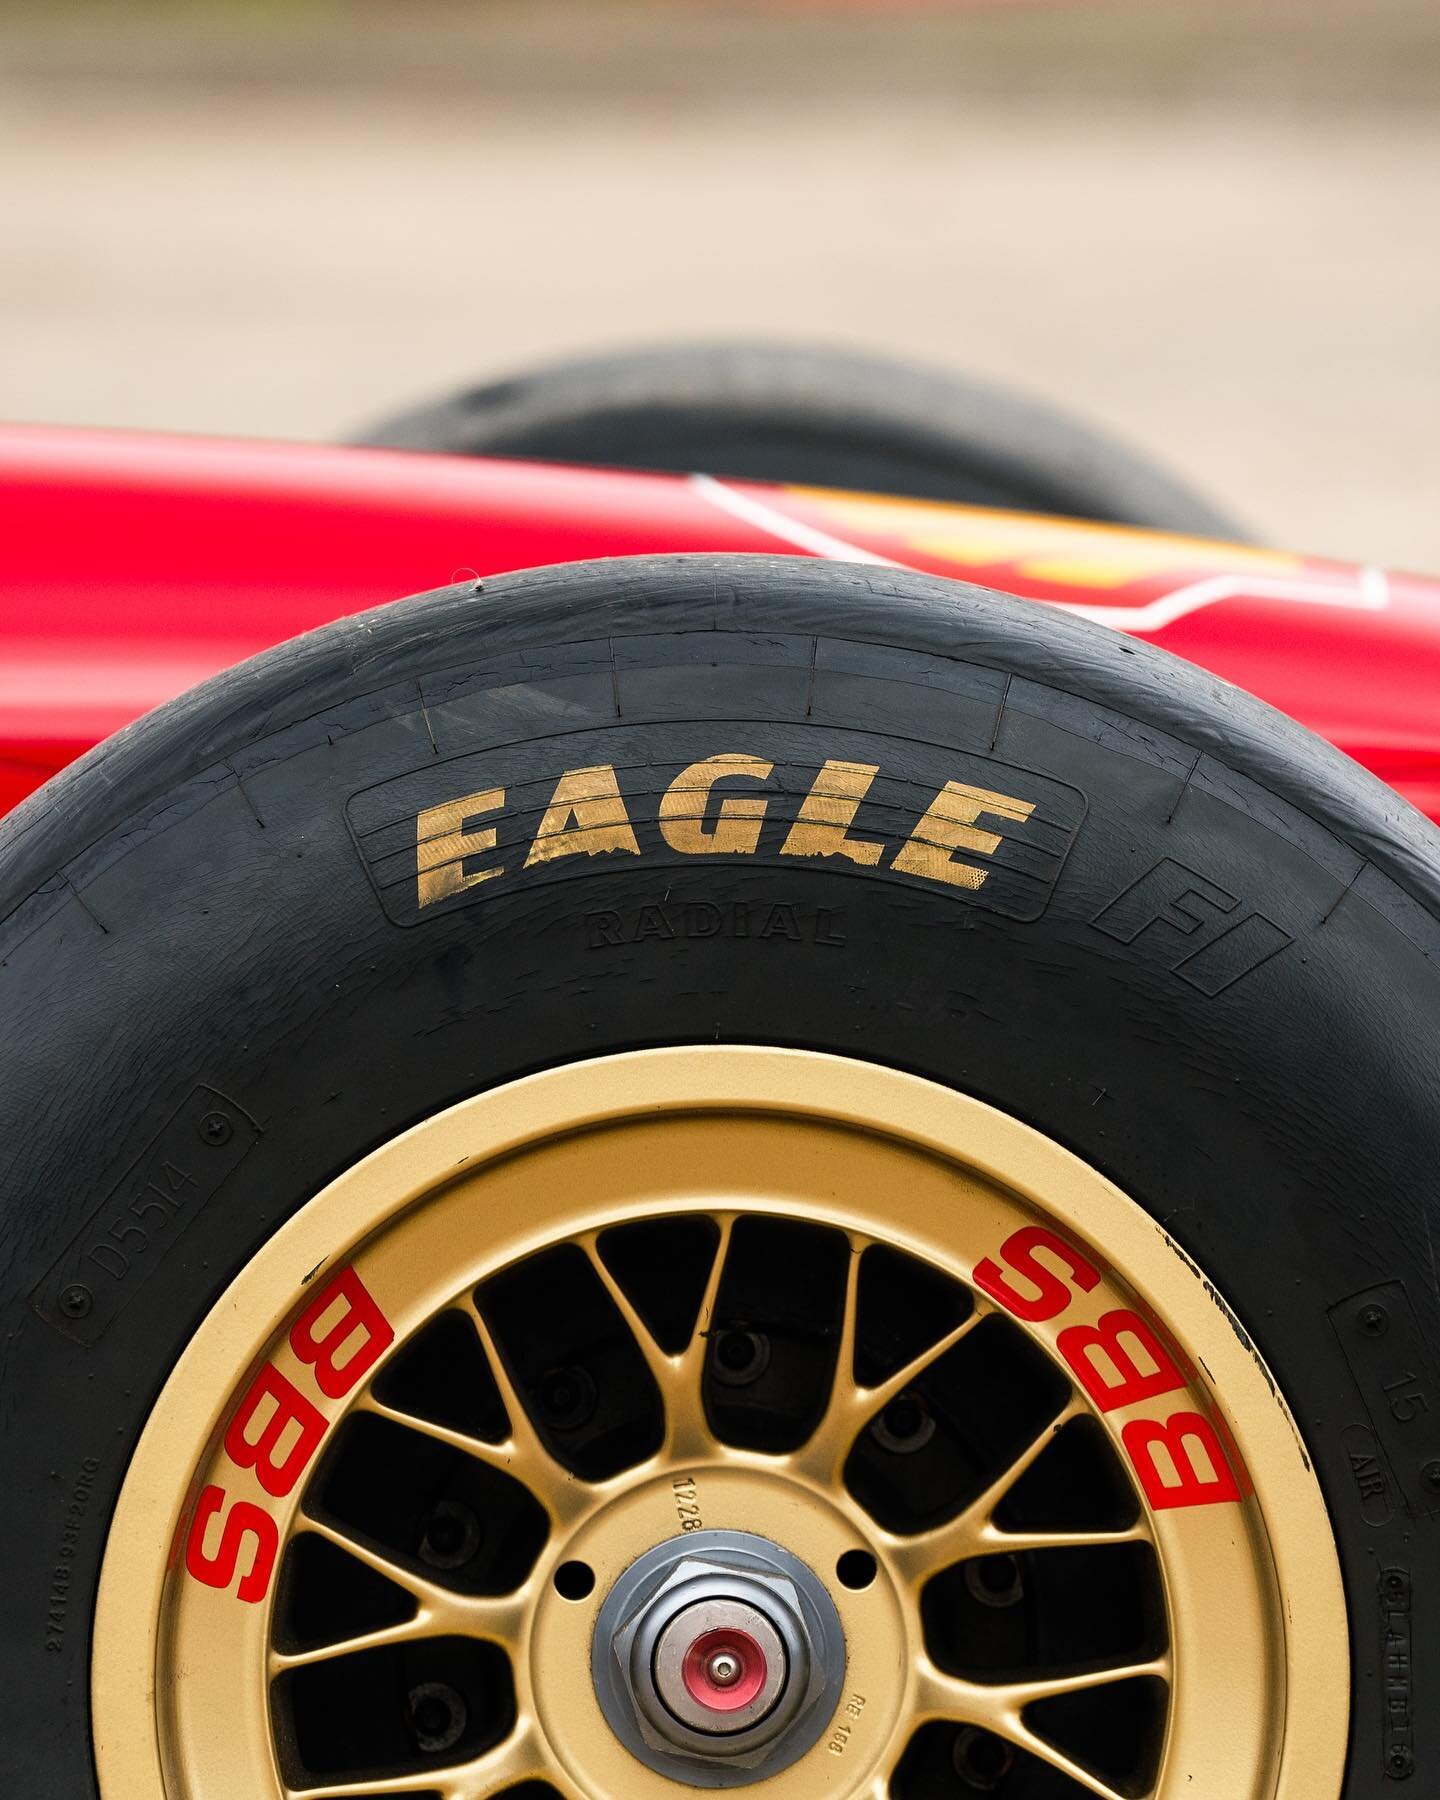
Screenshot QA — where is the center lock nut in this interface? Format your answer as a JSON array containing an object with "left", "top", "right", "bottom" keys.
[
  {"left": 591, "top": 1529, "right": 847, "bottom": 1785},
  {"left": 653, "top": 1598, "right": 787, "bottom": 1733}
]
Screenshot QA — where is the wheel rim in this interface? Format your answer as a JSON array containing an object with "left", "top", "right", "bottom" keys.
[{"left": 93, "top": 1047, "right": 1348, "bottom": 1799}]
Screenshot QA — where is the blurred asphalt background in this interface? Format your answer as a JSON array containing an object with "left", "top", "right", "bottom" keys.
[{"left": 3, "top": 0, "right": 1438, "bottom": 568}]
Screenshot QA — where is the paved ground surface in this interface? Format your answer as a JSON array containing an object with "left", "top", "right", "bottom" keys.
[{"left": 4, "top": 0, "right": 1438, "bottom": 568}]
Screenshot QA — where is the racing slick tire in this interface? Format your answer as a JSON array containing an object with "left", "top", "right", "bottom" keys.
[
  {"left": 354, "top": 341, "right": 1250, "bottom": 540},
  {"left": 1, "top": 553, "right": 1433, "bottom": 1800}
]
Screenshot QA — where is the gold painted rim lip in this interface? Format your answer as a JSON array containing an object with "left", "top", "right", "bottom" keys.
[{"left": 92, "top": 1046, "right": 1351, "bottom": 1799}]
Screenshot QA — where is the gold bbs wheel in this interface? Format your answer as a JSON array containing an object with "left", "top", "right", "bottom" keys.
[{"left": 93, "top": 1048, "right": 1347, "bottom": 1799}]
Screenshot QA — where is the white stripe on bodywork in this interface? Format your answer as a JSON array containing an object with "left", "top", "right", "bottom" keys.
[
  {"left": 1050, "top": 566, "right": 1391, "bottom": 633},
  {"left": 690, "top": 474, "right": 1392, "bottom": 635},
  {"left": 690, "top": 473, "right": 902, "bottom": 567}
]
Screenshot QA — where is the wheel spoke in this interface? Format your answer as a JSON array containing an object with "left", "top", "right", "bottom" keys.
[
  {"left": 832, "top": 1235, "right": 864, "bottom": 1399},
  {"left": 287, "top": 1716, "right": 559, "bottom": 1800},
  {"left": 269, "top": 1606, "right": 438, "bottom": 1674},
  {"left": 452, "top": 1294, "right": 591, "bottom": 1522},
  {"left": 885, "top": 1396, "right": 1134, "bottom": 1583},
  {"left": 980, "top": 1519, "right": 1149, "bottom": 1557},
  {"left": 290, "top": 1517, "right": 527, "bottom": 1643},
  {"left": 1001, "top": 1732, "right": 1140, "bottom": 1800},
  {"left": 916, "top": 1656, "right": 1169, "bottom": 1800},
  {"left": 578, "top": 1226, "right": 694, "bottom": 1446},
  {"left": 352, "top": 1387, "right": 582, "bottom": 1525},
  {"left": 580, "top": 1213, "right": 735, "bottom": 1461},
  {"left": 451, "top": 1719, "right": 564, "bottom": 1800},
  {"left": 852, "top": 1298, "right": 991, "bottom": 1428},
  {"left": 1001, "top": 1655, "right": 1170, "bottom": 1714},
  {"left": 684, "top": 1211, "right": 734, "bottom": 1368},
  {"left": 290, "top": 1771, "right": 467, "bottom": 1799},
  {"left": 670, "top": 1210, "right": 736, "bottom": 1458},
  {"left": 793, "top": 1284, "right": 990, "bottom": 1483}
]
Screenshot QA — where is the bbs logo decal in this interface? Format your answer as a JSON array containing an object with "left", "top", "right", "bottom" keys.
[
  {"left": 347, "top": 727, "right": 1086, "bottom": 927},
  {"left": 974, "top": 1222, "right": 1249, "bottom": 1511},
  {"left": 184, "top": 1265, "right": 395, "bottom": 1604}
]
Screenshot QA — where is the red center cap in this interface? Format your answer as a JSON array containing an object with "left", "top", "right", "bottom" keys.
[{"left": 681, "top": 1626, "right": 769, "bottom": 1713}]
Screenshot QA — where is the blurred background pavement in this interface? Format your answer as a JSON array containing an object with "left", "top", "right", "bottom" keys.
[{"left": 3, "top": 0, "right": 1438, "bottom": 567}]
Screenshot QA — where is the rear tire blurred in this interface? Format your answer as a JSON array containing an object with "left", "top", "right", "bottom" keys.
[{"left": 353, "top": 341, "right": 1250, "bottom": 538}]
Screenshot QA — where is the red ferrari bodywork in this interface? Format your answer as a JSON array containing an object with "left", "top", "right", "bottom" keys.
[{"left": 4, "top": 423, "right": 1440, "bottom": 824}]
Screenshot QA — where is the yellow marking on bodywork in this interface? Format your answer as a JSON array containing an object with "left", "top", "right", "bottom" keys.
[{"left": 786, "top": 488, "right": 1299, "bottom": 590}]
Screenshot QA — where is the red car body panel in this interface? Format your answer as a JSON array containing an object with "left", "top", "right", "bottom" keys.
[{"left": 4, "top": 424, "right": 1439, "bottom": 824}]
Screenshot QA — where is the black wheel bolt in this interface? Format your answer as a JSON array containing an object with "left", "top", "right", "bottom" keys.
[
  {"left": 537, "top": 1364, "right": 596, "bottom": 1429},
  {"left": 429, "top": 1516, "right": 463, "bottom": 1553},
  {"left": 1422, "top": 1460, "right": 1440, "bottom": 1493},
  {"left": 966, "top": 1553, "right": 1025, "bottom": 1610},
  {"left": 419, "top": 1499, "right": 482, "bottom": 1571},
  {"left": 952, "top": 1724, "right": 1014, "bottom": 1790},
  {"left": 407, "top": 1681, "right": 466, "bottom": 1754},
  {"left": 199, "top": 1111, "right": 233, "bottom": 1146},
  {"left": 710, "top": 1328, "right": 770, "bottom": 1387},
  {"left": 1358, "top": 1304, "right": 1389, "bottom": 1337},
  {"left": 884, "top": 1396, "right": 925, "bottom": 1438},
  {"left": 870, "top": 1390, "right": 936, "bottom": 1454},
  {"left": 59, "top": 1284, "right": 93, "bottom": 1319}
]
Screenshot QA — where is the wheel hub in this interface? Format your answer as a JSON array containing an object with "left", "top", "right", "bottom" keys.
[{"left": 594, "top": 1528, "right": 845, "bottom": 1780}]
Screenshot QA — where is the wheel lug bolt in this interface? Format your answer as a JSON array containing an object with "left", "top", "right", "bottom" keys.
[
  {"left": 953, "top": 1724, "right": 1014, "bottom": 1790},
  {"left": 965, "top": 1553, "right": 1025, "bottom": 1610},
  {"left": 870, "top": 1390, "right": 936, "bottom": 1453},
  {"left": 418, "top": 1498, "right": 481, "bottom": 1571},
  {"left": 407, "top": 1680, "right": 466, "bottom": 1755},
  {"left": 711, "top": 1328, "right": 770, "bottom": 1387},
  {"left": 537, "top": 1364, "right": 597, "bottom": 1429}
]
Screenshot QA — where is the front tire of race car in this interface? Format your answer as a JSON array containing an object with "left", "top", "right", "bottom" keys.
[{"left": 0, "top": 553, "right": 1433, "bottom": 1800}]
